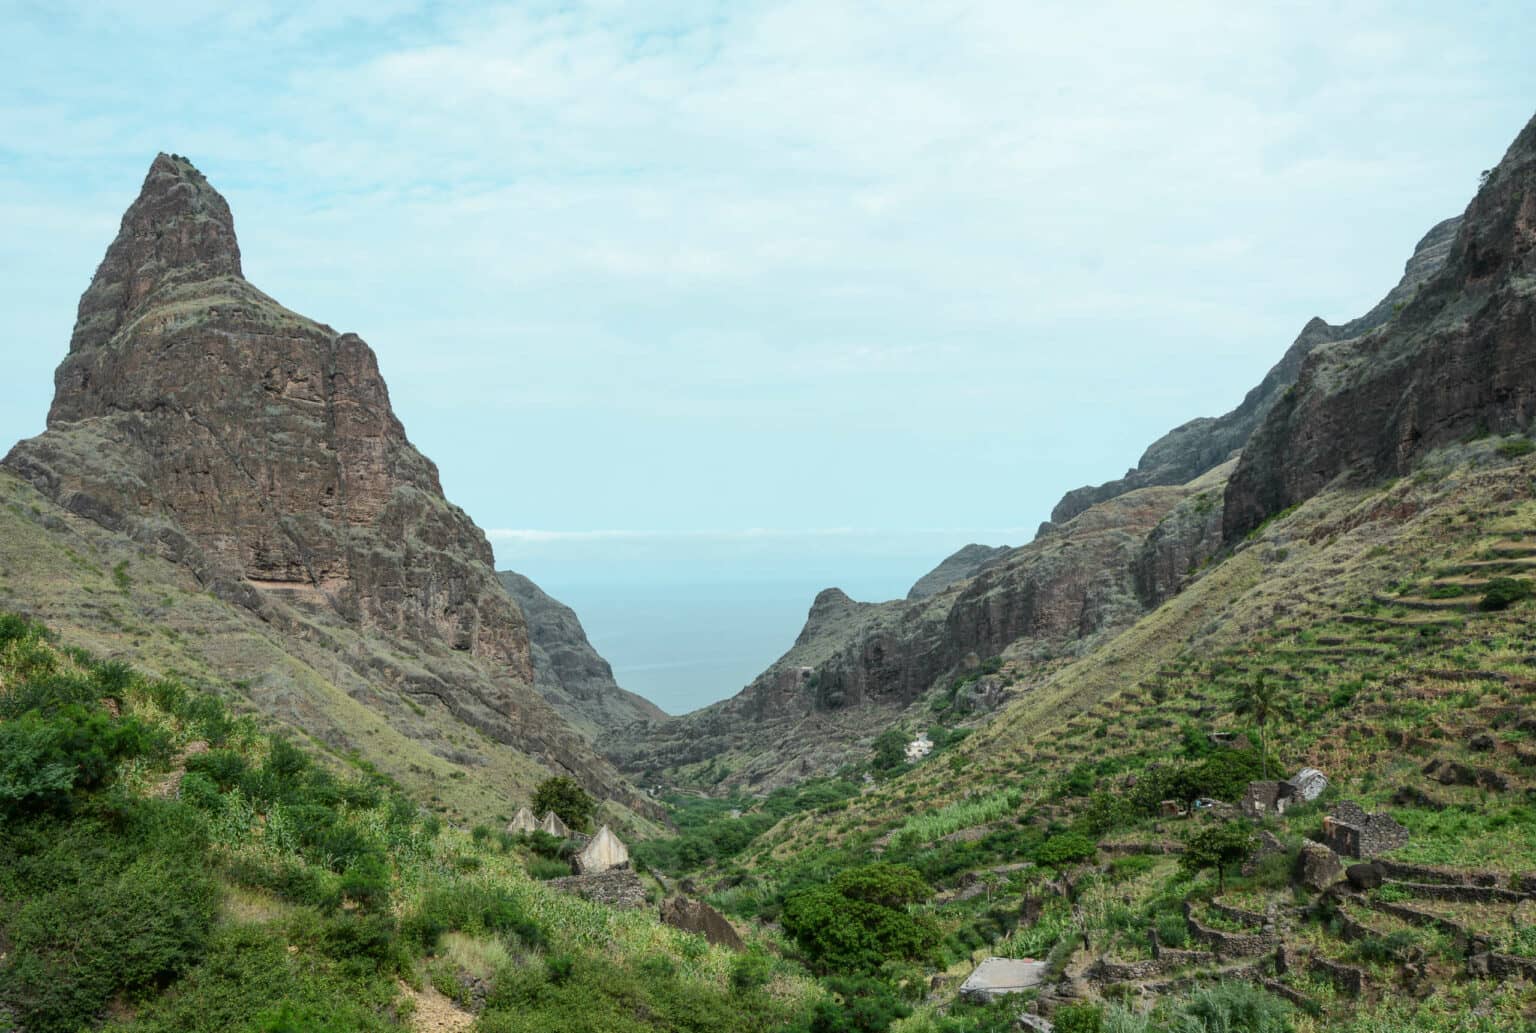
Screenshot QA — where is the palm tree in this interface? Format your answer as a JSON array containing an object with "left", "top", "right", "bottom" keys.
[{"left": 1230, "top": 674, "right": 1294, "bottom": 780}]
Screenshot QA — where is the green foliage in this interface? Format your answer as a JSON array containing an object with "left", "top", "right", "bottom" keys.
[
  {"left": 1034, "top": 832, "right": 1097, "bottom": 870},
  {"left": 1054, "top": 1004, "right": 1104, "bottom": 1033},
  {"left": 781, "top": 864, "right": 939, "bottom": 973},
  {"left": 871, "top": 727, "right": 909, "bottom": 773},
  {"left": 1168, "top": 981, "right": 1292, "bottom": 1032},
  {"left": 1179, "top": 821, "right": 1257, "bottom": 893},
  {"left": 528, "top": 857, "right": 573, "bottom": 880},
  {"left": 531, "top": 775, "right": 596, "bottom": 833},
  {"left": 1480, "top": 577, "right": 1533, "bottom": 611},
  {"left": 0, "top": 802, "right": 219, "bottom": 1033},
  {"left": 730, "top": 951, "right": 774, "bottom": 994},
  {"left": 805, "top": 976, "right": 912, "bottom": 1033},
  {"left": 402, "top": 882, "right": 545, "bottom": 953},
  {"left": 1496, "top": 436, "right": 1535, "bottom": 458}
]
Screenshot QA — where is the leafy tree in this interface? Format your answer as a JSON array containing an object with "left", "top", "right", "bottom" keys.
[
  {"left": 780, "top": 863, "right": 939, "bottom": 972},
  {"left": 531, "top": 776, "right": 595, "bottom": 833},
  {"left": 1180, "top": 821, "right": 1256, "bottom": 893},
  {"left": 1229, "top": 674, "right": 1294, "bottom": 780},
  {"left": 870, "top": 728, "right": 908, "bottom": 773}
]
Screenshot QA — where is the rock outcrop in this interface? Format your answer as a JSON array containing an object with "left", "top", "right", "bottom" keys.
[
  {"left": 1049, "top": 216, "right": 1462, "bottom": 528},
  {"left": 1226, "top": 112, "right": 1536, "bottom": 538},
  {"left": 2, "top": 154, "right": 643, "bottom": 811},
  {"left": 659, "top": 897, "right": 745, "bottom": 950},
  {"left": 907, "top": 543, "right": 1010, "bottom": 600},
  {"left": 498, "top": 571, "right": 665, "bottom": 736}
]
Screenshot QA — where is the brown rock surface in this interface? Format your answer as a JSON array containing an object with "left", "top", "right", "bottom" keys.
[
  {"left": 1226, "top": 112, "right": 1536, "bottom": 538},
  {"left": 659, "top": 897, "right": 745, "bottom": 950},
  {"left": 2, "top": 154, "right": 642, "bottom": 810}
]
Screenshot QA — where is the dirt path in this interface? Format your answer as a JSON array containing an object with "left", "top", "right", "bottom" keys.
[{"left": 398, "top": 980, "right": 475, "bottom": 1033}]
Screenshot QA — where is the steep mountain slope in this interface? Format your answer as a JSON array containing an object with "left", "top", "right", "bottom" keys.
[
  {"left": 1227, "top": 111, "right": 1536, "bottom": 538},
  {"left": 498, "top": 570, "right": 666, "bottom": 737},
  {"left": 608, "top": 209, "right": 1462, "bottom": 794},
  {"left": 0, "top": 154, "right": 655, "bottom": 824},
  {"left": 1046, "top": 215, "right": 1461, "bottom": 528},
  {"left": 906, "top": 543, "right": 1011, "bottom": 600}
]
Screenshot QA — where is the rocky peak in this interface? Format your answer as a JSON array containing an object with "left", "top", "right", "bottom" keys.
[
  {"left": 69, "top": 153, "right": 243, "bottom": 358},
  {"left": 1, "top": 155, "right": 644, "bottom": 796},
  {"left": 1224, "top": 109, "right": 1536, "bottom": 538}
]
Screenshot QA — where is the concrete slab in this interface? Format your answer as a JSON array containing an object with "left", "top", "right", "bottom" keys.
[{"left": 958, "top": 956, "right": 1047, "bottom": 1002}]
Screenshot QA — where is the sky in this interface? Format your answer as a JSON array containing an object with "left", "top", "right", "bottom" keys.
[{"left": 3, "top": 1, "right": 1533, "bottom": 712}]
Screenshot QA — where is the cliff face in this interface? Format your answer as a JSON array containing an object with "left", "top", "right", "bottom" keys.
[
  {"left": 1047, "top": 217, "right": 1462, "bottom": 528},
  {"left": 497, "top": 571, "right": 666, "bottom": 736},
  {"left": 1225, "top": 114, "right": 1536, "bottom": 538},
  {"left": 906, "top": 544, "right": 1011, "bottom": 601},
  {"left": 3, "top": 155, "right": 641, "bottom": 808}
]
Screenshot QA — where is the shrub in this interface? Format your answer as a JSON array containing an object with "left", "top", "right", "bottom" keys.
[
  {"left": 1034, "top": 832, "right": 1097, "bottom": 870},
  {"left": 730, "top": 951, "right": 774, "bottom": 994},
  {"left": 402, "top": 883, "right": 545, "bottom": 952},
  {"left": 1170, "top": 981, "right": 1291, "bottom": 1032},
  {"left": 1055, "top": 1003, "right": 1104, "bottom": 1033},
  {"left": 1497, "top": 437, "right": 1535, "bottom": 458},
  {"left": 527, "top": 857, "right": 572, "bottom": 880},
  {"left": 1480, "top": 577, "right": 1533, "bottom": 611},
  {"left": 780, "top": 864, "right": 939, "bottom": 972}
]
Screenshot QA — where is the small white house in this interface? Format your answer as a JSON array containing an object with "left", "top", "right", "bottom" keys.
[
  {"left": 575, "top": 824, "right": 630, "bottom": 874},
  {"left": 905, "top": 732, "right": 934, "bottom": 761},
  {"left": 540, "top": 810, "right": 572, "bottom": 838}
]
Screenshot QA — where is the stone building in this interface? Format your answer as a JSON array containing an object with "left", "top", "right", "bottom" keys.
[
  {"left": 1323, "top": 800, "right": 1409, "bottom": 859},
  {"left": 540, "top": 810, "right": 572, "bottom": 838}
]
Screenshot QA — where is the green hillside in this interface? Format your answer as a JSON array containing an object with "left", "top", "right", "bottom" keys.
[{"left": 0, "top": 615, "right": 816, "bottom": 1033}]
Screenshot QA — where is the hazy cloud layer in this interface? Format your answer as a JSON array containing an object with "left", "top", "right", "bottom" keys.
[{"left": 4, "top": 0, "right": 1532, "bottom": 567}]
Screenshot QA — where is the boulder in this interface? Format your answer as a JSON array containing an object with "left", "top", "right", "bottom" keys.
[
  {"left": 660, "top": 897, "right": 745, "bottom": 951},
  {"left": 1296, "top": 842, "right": 1344, "bottom": 891},
  {"left": 1346, "top": 862, "right": 1384, "bottom": 892}
]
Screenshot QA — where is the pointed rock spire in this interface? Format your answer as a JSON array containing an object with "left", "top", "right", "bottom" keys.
[{"left": 70, "top": 153, "right": 243, "bottom": 354}]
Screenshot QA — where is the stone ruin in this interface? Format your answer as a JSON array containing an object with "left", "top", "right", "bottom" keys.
[
  {"left": 1241, "top": 780, "right": 1294, "bottom": 819},
  {"left": 540, "top": 810, "right": 572, "bottom": 838},
  {"left": 1323, "top": 800, "right": 1409, "bottom": 859},
  {"left": 575, "top": 824, "right": 630, "bottom": 875},
  {"left": 1241, "top": 767, "right": 1328, "bottom": 819},
  {"left": 506, "top": 806, "right": 538, "bottom": 834}
]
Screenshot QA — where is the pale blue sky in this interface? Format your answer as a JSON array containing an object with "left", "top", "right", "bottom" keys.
[{"left": 3, "top": 2, "right": 1532, "bottom": 708}]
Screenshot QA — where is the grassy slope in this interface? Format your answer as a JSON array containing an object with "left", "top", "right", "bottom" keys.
[
  {"left": 0, "top": 470, "right": 654, "bottom": 835},
  {"left": 0, "top": 618, "right": 815, "bottom": 1033},
  {"left": 647, "top": 437, "right": 1536, "bottom": 1031}
]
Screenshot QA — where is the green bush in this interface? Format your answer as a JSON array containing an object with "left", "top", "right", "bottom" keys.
[
  {"left": 528, "top": 857, "right": 573, "bottom": 880},
  {"left": 0, "top": 803, "right": 218, "bottom": 1033},
  {"left": 1480, "top": 577, "right": 1533, "bottom": 611},
  {"left": 402, "top": 883, "right": 545, "bottom": 952},
  {"left": 1497, "top": 437, "right": 1535, "bottom": 458},
  {"left": 1034, "top": 832, "right": 1097, "bottom": 870},
  {"left": 1170, "top": 981, "right": 1291, "bottom": 1032},
  {"left": 780, "top": 864, "right": 939, "bottom": 973}
]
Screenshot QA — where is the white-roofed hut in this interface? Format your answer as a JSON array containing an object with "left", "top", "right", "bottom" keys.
[
  {"left": 575, "top": 824, "right": 630, "bottom": 874},
  {"left": 540, "top": 810, "right": 572, "bottom": 838},
  {"left": 506, "top": 806, "right": 538, "bottom": 834}
]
